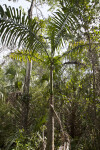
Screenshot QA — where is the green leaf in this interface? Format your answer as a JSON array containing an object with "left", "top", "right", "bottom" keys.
[{"left": 0, "top": 5, "right": 4, "bottom": 17}]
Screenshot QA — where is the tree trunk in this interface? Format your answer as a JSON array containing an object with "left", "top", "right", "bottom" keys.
[
  {"left": 42, "top": 125, "right": 46, "bottom": 150},
  {"left": 22, "top": 0, "right": 34, "bottom": 132},
  {"left": 22, "top": 59, "right": 31, "bottom": 132},
  {"left": 88, "top": 33, "right": 97, "bottom": 123},
  {"left": 46, "top": 52, "right": 54, "bottom": 150},
  {"left": 50, "top": 104, "right": 70, "bottom": 150}
]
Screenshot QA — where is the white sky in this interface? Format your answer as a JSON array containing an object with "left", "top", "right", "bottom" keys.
[
  {"left": 0, "top": 0, "right": 30, "bottom": 9},
  {"left": 0, "top": 0, "right": 50, "bottom": 18},
  {"left": 0, "top": 0, "right": 50, "bottom": 63}
]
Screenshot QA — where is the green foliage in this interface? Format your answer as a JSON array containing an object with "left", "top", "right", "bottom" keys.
[
  {"left": 15, "top": 81, "right": 22, "bottom": 90},
  {"left": 0, "top": 5, "right": 43, "bottom": 51},
  {"left": 0, "top": 100, "right": 16, "bottom": 149},
  {"left": 12, "top": 129, "right": 43, "bottom": 150},
  {"left": 0, "top": 0, "right": 100, "bottom": 149}
]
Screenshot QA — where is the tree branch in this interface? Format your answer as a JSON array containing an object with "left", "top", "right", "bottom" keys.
[
  {"left": 50, "top": 104, "right": 70, "bottom": 144},
  {"left": 28, "top": 0, "right": 34, "bottom": 18},
  {"left": 63, "top": 61, "right": 86, "bottom": 67}
]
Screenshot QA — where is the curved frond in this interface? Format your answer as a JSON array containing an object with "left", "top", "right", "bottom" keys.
[
  {"left": 0, "top": 5, "right": 44, "bottom": 51},
  {"left": 48, "top": 0, "right": 98, "bottom": 52},
  {"left": 48, "top": 6, "right": 80, "bottom": 50}
]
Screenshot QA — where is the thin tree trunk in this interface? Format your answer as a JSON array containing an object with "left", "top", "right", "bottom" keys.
[
  {"left": 22, "top": 59, "right": 31, "bottom": 131},
  {"left": 42, "top": 125, "right": 46, "bottom": 150},
  {"left": 88, "top": 33, "right": 97, "bottom": 122},
  {"left": 22, "top": 0, "right": 34, "bottom": 132},
  {"left": 50, "top": 104, "right": 70, "bottom": 150},
  {"left": 46, "top": 51, "right": 54, "bottom": 150}
]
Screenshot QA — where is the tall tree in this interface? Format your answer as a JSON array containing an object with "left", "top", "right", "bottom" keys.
[
  {"left": 0, "top": 0, "right": 99, "bottom": 149},
  {"left": 22, "top": 0, "right": 34, "bottom": 133}
]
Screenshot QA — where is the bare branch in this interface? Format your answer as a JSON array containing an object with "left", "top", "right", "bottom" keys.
[
  {"left": 50, "top": 104, "right": 70, "bottom": 144},
  {"left": 63, "top": 61, "right": 86, "bottom": 67}
]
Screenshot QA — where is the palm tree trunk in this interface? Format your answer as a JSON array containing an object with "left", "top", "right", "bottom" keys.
[
  {"left": 46, "top": 46, "right": 54, "bottom": 150},
  {"left": 46, "top": 62, "right": 54, "bottom": 150}
]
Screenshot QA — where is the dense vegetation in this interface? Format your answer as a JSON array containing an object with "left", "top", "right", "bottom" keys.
[{"left": 0, "top": 0, "right": 100, "bottom": 149}]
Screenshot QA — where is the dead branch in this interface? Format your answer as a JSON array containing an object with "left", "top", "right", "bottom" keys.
[
  {"left": 50, "top": 104, "right": 70, "bottom": 144},
  {"left": 63, "top": 61, "right": 86, "bottom": 67}
]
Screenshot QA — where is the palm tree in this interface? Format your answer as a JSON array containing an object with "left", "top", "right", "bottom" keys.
[
  {"left": 0, "top": 4, "right": 74, "bottom": 148},
  {"left": 0, "top": 0, "right": 99, "bottom": 149}
]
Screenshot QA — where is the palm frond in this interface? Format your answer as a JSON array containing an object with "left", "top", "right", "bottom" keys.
[
  {"left": 0, "top": 5, "right": 43, "bottom": 51},
  {"left": 48, "top": 6, "right": 80, "bottom": 50},
  {"left": 10, "top": 50, "right": 46, "bottom": 63}
]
